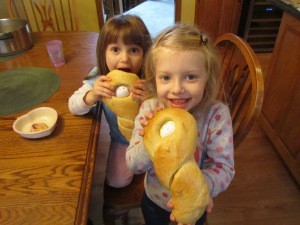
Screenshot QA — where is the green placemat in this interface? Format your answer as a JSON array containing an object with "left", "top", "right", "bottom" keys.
[{"left": 0, "top": 67, "right": 60, "bottom": 116}]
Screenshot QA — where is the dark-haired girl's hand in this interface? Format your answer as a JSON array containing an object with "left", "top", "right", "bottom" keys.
[{"left": 84, "top": 76, "right": 114, "bottom": 106}]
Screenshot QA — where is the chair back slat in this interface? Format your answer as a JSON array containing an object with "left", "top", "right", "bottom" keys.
[
  {"left": 215, "top": 33, "right": 264, "bottom": 148},
  {"left": 6, "top": 0, "right": 79, "bottom": 31},
  {"left": 66, "top": 0, "right": 73, "bottom": 30},
  {"left": 52, "top": 0, "right": 60, "bottom": 30},
  {"left": 232, "top": 78, "right": 251, "bottom": 131},
  {"left": 27, "top": 0, "right": 38, "bottom": 31},
  {"left": 230, "top": 68, "right": 250, "bottom": 115}
]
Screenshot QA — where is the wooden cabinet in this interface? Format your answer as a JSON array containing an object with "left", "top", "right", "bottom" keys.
[
  {"left": 194, "top": 0, "right": 243, "bottom": 41},
  {"left": 259, "top": 12, "right": 300, "bottom": 185},
  {"left": 243, "top": 0, "right": 283, "bottom": 52}
]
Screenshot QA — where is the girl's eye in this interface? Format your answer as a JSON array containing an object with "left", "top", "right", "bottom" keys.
[
  {"left": 130, "top": 48, "right": 140, "bottom": 54},
  {"left": 160, "top": 75, "right": 170, "bottom": 81},
  {"left": 111, "top": 47, "right": 119, "bottom": 53},
  {"left": 186, "top": 74, "right": 197, "bottom": 80}
]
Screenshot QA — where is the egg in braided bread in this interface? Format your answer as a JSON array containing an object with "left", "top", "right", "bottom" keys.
[
  {"left": 102, "top": 70, "right": 140, "bottom": 141},
  {"left": 143, "top": 108, "right": 210, "bottom": 224}
]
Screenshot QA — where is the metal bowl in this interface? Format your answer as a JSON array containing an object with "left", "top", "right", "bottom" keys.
[{"left": 0, "top": 18, "right": 33, "bottom": 56}]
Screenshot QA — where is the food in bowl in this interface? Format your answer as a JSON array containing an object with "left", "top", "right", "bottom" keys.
[
  {"left": 30, "top": 123, "right": 49, "bottom": 132},
  {"left": 13, "top": 107, "right": 57, "bottom": 139}
]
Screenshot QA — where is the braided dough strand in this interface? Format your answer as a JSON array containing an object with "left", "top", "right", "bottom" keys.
[
  {"left": 102, "top": 70, "right": 140, "bottom": 141},
  {"left": 143, "top": 108, "right": 210, "bottom": 224},
  {"left": 171, "top": 161, "right": 209, "bottom": 223}
]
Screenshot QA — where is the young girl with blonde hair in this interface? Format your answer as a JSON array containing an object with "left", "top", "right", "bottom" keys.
[{"left": 126, "top": 23, "right": 235, "bottom": 225}]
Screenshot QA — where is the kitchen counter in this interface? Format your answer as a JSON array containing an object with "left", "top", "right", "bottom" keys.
[{"left": 267, "top": 0, "right": 300, "bottom": 18}]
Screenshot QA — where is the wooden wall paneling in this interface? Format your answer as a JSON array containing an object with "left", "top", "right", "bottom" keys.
[
  {"left": 259, "top": 12, "right": 300, "bottom": 185},
  {"left": 195, "top": 0, "right": 222, "bottom": 40},
  {"left": 194, "top": 0, "right": 243, "bottom": 40},
  {"left": 218, "top": 0, "right": 243, "bottom": 36}
]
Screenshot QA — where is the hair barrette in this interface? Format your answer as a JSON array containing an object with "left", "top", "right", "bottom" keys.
[{"left": 200, "top": 32, "right": 208, "bottom": 45}]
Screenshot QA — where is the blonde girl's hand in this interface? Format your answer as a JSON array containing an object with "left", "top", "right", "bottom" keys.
[
  {"left": 167, "top": 198, "right": 213, "bottom": 225},
  {"left": 206, "top": 197, "right": 214, "bottom": 214},
  {"left": 167, "top": 199, "right": 195, "bottom": 225},
  {"left": 138, "top": 106, "right": 163, "bottom": 136},
  {"left": 84, "top": 76, "right": 114, "bottom": 105},
  {"left": 131, "top": 79, "right": 153, "bottom": 102}
]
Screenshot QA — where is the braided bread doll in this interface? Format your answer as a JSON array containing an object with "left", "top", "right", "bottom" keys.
[
  {"left": 126, "top": 23, "right": 234, "bottom": 225},
  {"left": 102, "top": 70, "right": 140, "bottom": 141},
  {"left": 143, "top": 108, "right": 210, "bottom": 223}
]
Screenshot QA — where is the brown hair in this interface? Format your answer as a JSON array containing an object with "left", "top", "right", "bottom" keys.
[
  {"left": 96, "top": 14, "right": 152, "bottom": 78},
  {"left": 144, "top": 23, "right": 220, "bottom": 113}
]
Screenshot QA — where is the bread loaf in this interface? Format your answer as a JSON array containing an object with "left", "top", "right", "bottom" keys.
[
  {"left": 143, "top": 108, "right": 210, "bottom": 224},
  {"left": 102, "top": 70, "right": 140, "bottom": 141}
]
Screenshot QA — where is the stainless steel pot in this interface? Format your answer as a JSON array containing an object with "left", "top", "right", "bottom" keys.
[{"left": 0, "top": 18, "right": 33, "bottom": 56}]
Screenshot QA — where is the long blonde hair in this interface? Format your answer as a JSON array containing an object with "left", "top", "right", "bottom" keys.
[
  {"left": 96, "top": 15, "right": 152, "bottom": 78},
  {"left": 144, "top": 23, "right": 220, "bottom": 113}
]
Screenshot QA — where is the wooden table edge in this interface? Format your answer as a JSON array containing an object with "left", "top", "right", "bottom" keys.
[{"left": 75, "top": 103, "right": 102, "bottom": 225}]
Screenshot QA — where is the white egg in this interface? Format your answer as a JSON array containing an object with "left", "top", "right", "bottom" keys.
[
  {"left": 160, "top": 121, "right": 175, "bottom": 137},
  {"left": 115, "top": 86, "right": 130, "bottom": 97}
]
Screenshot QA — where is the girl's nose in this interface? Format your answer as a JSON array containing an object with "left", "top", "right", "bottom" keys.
[
  {"left": 171, "top": 80, "right": 185, "bottom": 94},
  {"left": 120, "top": 52, "right": 129, "bottom": 62}
]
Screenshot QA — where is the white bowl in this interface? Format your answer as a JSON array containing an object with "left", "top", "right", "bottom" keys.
[{"left": 13, "top": 107, "right": 58, "bottom": 139}]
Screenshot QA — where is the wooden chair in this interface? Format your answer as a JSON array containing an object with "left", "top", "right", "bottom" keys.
[
  {"left": 6, "top": 0, "right": 79, "bottom": 32},
  {"left": 214, "top": 33, "right": 264, "bottom": 148},
  {"left": 103, "top": 173, "right": 145, "bottom": 225}
]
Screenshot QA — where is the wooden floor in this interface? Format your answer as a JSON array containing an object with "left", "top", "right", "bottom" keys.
[{"left": 87, "top": 53, "right": 300, "bottom": 225}]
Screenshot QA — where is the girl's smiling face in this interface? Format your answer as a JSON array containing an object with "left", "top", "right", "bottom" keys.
[
  {"left": 105, "top": 37, "right": 144, "bottom": 74},
  {"left": 155, "top": 48, "right": 208, "bottom": 112}
]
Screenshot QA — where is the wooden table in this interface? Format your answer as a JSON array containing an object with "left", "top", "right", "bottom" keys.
[{"left": 0, "top": 32, "right": 101, "bottom": 225}]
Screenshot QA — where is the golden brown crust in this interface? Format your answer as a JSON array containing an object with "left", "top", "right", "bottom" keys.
[
  {"left": 171, "top": 161, "right": 210, "bottom": 224},
  {"left": 117, "top": 117, "right": 135, "bottom": 129},
  {"left": 143, "top": 108, "right": 210, "bottom": 223},
  {"left": 102, "top": 70, "right": 140, "bottom": 141},
  {"left": 117, "top": 118, "right": 135, "bottom": 141},
  {"left": 144, "top": 108, "right": 197, "bottom": 188},
  {"left": 102, "top": 70, "right": 140, "bottom": 120}
]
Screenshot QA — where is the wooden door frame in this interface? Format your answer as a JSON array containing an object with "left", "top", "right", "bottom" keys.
[
  {"left": 95, "top": 0, "right": 105, "bottom": 29},
  {"left": 175, "top": 0, "right": 181, "bottom": 22}
]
